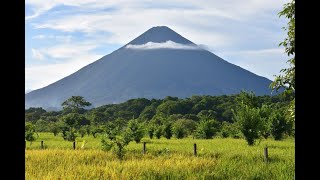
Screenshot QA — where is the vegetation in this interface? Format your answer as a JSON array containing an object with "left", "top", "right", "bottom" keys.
[
  {"left": 271, "top": 0, "right": 295, "bottom": 126},
  {"left": 25, "top": 133, "right": 294, "bottom": 179},
  {"left": 25, "top": 93, "right": 293, "bottom": 145}
]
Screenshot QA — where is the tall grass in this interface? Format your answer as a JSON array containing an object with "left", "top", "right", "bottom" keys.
[{"left": 26, "top": 133, "right": 294, "bottom": 179}]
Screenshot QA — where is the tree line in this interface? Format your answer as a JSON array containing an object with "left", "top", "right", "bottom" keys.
[{"left": 25, "top": 92, "right": 294, "bottom": 147}]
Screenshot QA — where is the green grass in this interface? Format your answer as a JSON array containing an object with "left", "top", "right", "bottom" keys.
[{"left": 26, "top": 133, "right": 295, "bottom": 179}]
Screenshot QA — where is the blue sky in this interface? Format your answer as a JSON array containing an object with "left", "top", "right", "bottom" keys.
[{"left": 25, "top": 0, "right": 290, "bottom": 93}]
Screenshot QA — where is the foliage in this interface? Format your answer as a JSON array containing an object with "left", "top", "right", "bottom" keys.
[
  {"left": 154, "top": 126, "right": 162, "bottom": 139},
  {"left": 233, "top": 105, "right": 263, "bottom": 145},
  {"left": 162, "top": 123, "right": 173, "bottom": 139},
  {"left": 259, "top": 104, "right": 273, "bottom": 139},
  {"left": 194, "top": 119, "right": 220, "bottom": 139},
  {"left": 62, "top": 113, "right": 90, "bottom": 129},
  {"left": 64, "top": 127, "right": 77, "bottom": 141},
  {"left": 172, "top": 119, "right": 197, "bottom": 139},
  {"left": 61, "top": 96, "right": 92, "bottom": 113},
  {"left": 90, "top": 125, "right": 105, "bottom": 138},
  {"left": 25, "top": 122, "right": 36, "bottom": 145},
  {"left": 219, "top": 121, "right": 242, "bottom": 138},
  {"left": 101, "top": 132, "right": 132, "bottom": 160},
  {"left": 270, "top": 110, "right": 289, "bottom": 140},
  {"left": 270, "top": 0, "right": 295, "bottom": 123},
  {"left": 49, "top": 122, "right": 60, "bottom": 136},
  {"left": 78, "top": 126, "right": 87, "bottom": 138},
  {"left": 26, "top": 94, "right": 289, "bottom": 126},
  {"left": 126, "top": 119, "right": 145, "bottom": 143},
  {"left": 147, "top": 123, "right": 155, "bottom": 139},
  {"left": 34, "top": 119, "right": 50, "bottom": 132}
]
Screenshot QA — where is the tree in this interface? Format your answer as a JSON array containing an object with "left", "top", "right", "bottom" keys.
[
  {"left": 65, "top": 127, "right": 77, "bottom": 141},
  {"left": 25, "top": 122, "right": 36, "bottom": 146},
  {"left": 219, "top": 121, "right": 242, "bottom": 138},
  {"left": 194, "top": 119, "right": 220, "bottom": 139},
  {"left": 61, "top": 96, "right": 92, "bottom": 113},
  {"left": 233, "top": 105, "right": 263, "bottom": 145},
  {"left": 91, "top": 125, "right": 105, "bottom": 138},
  {"left": 270, "top": 110, "right": 289, "bottom": 140},
  {"left": 162, "top": 123, "right": 173, "bottom": 139},
  {"left": 147, "top": 123, "right": 155, "bottom": 139},
  {"left": 270, "top": 0, "right": 295, "bottom": 121},
  {"left": 235, "top": 91, "right": 259, "bottom": 108},
  {"left": 34, "top": 119, "right": 50, "bottom": 132},
  {"left": 78, "top": 126, "right": 87, "bottom": 138},
  {"left": 154, "top": 126, "right": 162, "bottom": 139},
  {"left": 49, "top": 122, "right": 60, "bottom": 136},
  {"left": 126, "top": 119, "right": 145, "bottom": 143},
  {"left": 172, "top": 119, "right": 197, "bottom": 139},
  {"left": 259, "top": 105, "right": 273, "bottom": 139},
  {"left": 101, "top": 132, "right": 132, "bottom": 160},
  {"left": 62, "top": 113, "right": 90, "bottom": 129}
]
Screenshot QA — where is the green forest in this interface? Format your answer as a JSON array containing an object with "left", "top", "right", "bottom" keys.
[{"left": 25, "top": 91, "right": 294, "bottom": 147}]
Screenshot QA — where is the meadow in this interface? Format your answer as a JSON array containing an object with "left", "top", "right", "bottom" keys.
[{"left": 25, "top": 133, "right": 294, "bottom": 179}]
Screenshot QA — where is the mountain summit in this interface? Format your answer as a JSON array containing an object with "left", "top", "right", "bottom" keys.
[
  {"left": 26, "top": 26, "right": 274, "bottom": 110},
  {"left": 127, "top": 26, "right": 194, "bottom": 45}
]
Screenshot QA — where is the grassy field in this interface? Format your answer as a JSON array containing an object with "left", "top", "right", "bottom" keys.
[{"left": 26, "top": 133, "right": 295, "bottom": 179}]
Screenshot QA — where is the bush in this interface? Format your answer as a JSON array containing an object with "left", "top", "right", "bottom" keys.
[
  {"left": 101, "top": 132, "right": 132, "bottom": 160},
  {"left": 154, "top": 126, "right": 162, "bottom": 139},
  {"left": 127, "top": 119, "right": 145, "bottom": 143},
  {"left": 194, "top": 119, "right": 220, "bottom": 139},
  {"left": 233, "top": 105, "right": 263, "bottom": 145},
  {"left": 172, "top": 119, "right": 197, "bottom": 139},
  {"left": 270, "top": 111, "right": 288, "bottom": 140},
  {"left": 163, "top": 123, "right": 173, "bottom": 139}
]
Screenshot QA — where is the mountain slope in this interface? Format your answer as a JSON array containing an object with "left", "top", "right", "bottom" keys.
[{"left": 26, "top": 26, "right": 274, "bottom": 110}]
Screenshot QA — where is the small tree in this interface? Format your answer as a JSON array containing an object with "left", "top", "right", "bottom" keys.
[
  {"left": 259, "top": 105, "right": 273, "bottom": 139},
  {"left": 219, "top": 121, "right": 242, "bottom": 139},
  {"left": 233, "top": 105, "right": 263, "bottom": 145},
  {"left": 50, "top": 122, "right": 60, "bottom": 136},
  {"left": 101, "top": 132, "right": 132, "bottom": 160},
  {"left": 127, "top": 119, "right": 145, "bottom": 143},
  {"left": 172, "top": 119, "right": 197, "bottom": 139},
  {"left": 147, "top": 123, "right": 155, "bottom": 139},
  {"left": 91, "top": 125, "right": 105, "bottom": 138},
  {"left": 25, "top": 122, "right": 36, "bottom": 146},
  {"left": 61, "top": 96, "right": 92, "bottom": 113},
  {"left": 78, "top": 126, "right": 86, "bottom": 138},
  {"left": 154, "top": 126, "right": 162, "bottom": 139},
  {"left": 270, "top": 110, "right": 288, "bottom": 140},
  {"left": 194, "top": 119, "right": 220, "bottom": 139},
  {"left": 172, "top": 122, "right": 186, "bottom": 139},
  {"left": 163, "top": 123, "right": 173, "bottom": 139},
  {"left": 65, "top": 127, "right": 77, "bottom": 141}
]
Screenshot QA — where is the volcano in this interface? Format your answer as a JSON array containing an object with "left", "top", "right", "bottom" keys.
[{"left": 26, "top": 26, "right": 274, "bottom": 110}]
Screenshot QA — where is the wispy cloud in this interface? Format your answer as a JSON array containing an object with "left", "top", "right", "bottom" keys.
[
  {"left": 126, "top": 41, "right": 203, "bottom": 50},
  {"left": 31, "top": 48, "right": 44, "bottom": 60},
  {"left": 218, "top": 48, "right": 289, "bottom": 80},
  {"left": 38, "top": 43, "right": 98, "bottom": 59},
  {"left": 25, "top": 53, "right": 103, "bottom": 91}
]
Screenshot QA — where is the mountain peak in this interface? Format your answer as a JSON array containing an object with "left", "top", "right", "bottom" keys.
[{"left": 127, "top": 26, "right": 195, "bottom": 45}]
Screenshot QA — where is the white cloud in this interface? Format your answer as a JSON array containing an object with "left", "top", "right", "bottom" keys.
[
  {"left": 32, "top": 35, "right": 46, "bottom": 39},
  {"left": 125, "top": 41, "right": 203, "bottom": 50},
  {"left": 25, "top": 54, "right": 103, "bottom": 91},
  {"left": 31, "top": 48, "right": 44, "bottom": 60},
  {"left": 34, "top": 43, "right": 98, "bottom": 59},
  {"left": 218, "top": 48, "right": 289, "bottom": 80}
]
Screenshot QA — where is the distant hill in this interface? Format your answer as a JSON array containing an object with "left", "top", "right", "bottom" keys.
[{"left": 26, "top": 26, "right": 275, "bottom": 110}]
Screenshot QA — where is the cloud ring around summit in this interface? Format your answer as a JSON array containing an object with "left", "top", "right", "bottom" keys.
[{"left": 125, "top": 40, "right": 203, "bottom": 50}]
